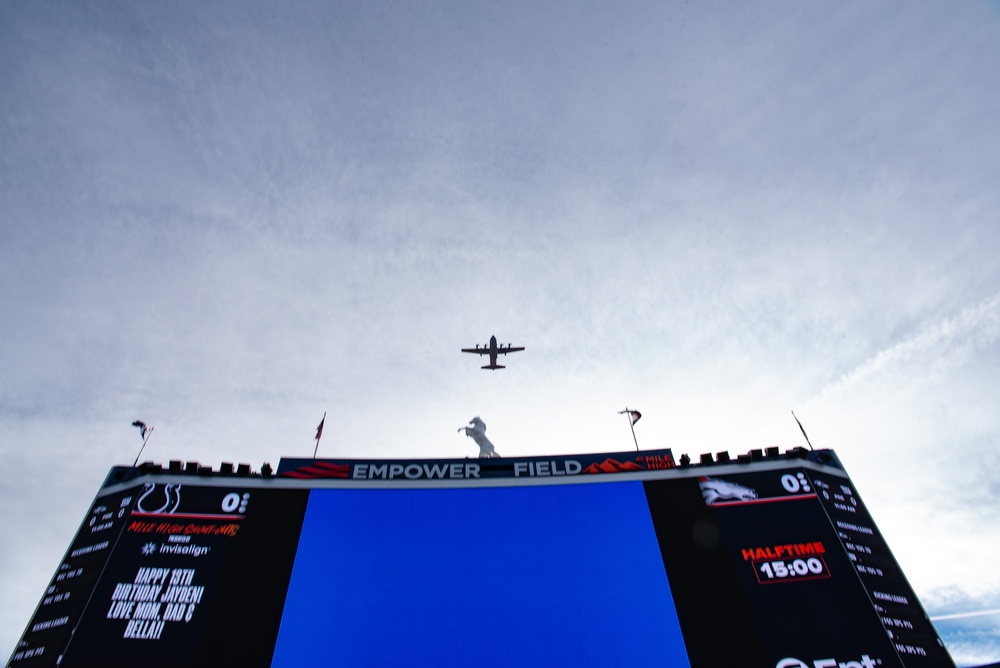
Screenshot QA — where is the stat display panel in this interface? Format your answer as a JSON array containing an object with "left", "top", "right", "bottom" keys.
[{"left": 8, "top": 450, "right": 956, "bottom": 668}]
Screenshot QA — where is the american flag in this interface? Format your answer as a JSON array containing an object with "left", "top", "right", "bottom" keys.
[{"left": 131, "top": 420, "right": 153, "bottom": 440}]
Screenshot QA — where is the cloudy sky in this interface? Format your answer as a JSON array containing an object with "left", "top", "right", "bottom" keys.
[{"left": 2, "top": 1, "right": 1000, "bottom": 664}]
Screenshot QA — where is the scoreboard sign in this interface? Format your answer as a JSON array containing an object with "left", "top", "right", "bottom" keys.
[{"left": 8, "top": 449, "right": 956, "bottom": 668}]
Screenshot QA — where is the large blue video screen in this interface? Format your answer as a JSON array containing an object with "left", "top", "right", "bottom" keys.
[{"left": 271, "top": 482, "right": 691, "bottom": 667}]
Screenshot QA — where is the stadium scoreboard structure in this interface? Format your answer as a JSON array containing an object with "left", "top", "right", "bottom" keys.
[{"left": 9, "top": 448, "right": 956, "bottom": 668}]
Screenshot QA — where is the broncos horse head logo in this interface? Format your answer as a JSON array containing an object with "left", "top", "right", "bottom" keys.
[
  {"left": 458, "top": 417, "right": 501, "bottom": 458},
  {"left": 698, "top": 477, "right": 757, "bottom": 505}
]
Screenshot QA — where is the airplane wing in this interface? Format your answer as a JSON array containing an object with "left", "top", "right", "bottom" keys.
[
  {"left": 498, "top": 346, "right": 524, "bottom": 355},
  {"left": 461, "top": 348, "right": 489, "bottom": 355}
]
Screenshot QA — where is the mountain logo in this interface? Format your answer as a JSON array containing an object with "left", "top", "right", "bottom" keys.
[
  {"left": 283, "top": 462, "right": 351, "bottom": 479},
  {"left": 582, "top": 458, "right": 644, "bottom": 474}
]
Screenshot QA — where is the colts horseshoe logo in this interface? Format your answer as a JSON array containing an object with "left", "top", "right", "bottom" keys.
[{"left": 136, "top": 482, "right": 182, "bottom": 514}]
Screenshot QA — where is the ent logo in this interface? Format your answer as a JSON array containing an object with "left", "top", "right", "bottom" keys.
[{"left": 776, "top": 655, "right": 879, "bottom": 668}]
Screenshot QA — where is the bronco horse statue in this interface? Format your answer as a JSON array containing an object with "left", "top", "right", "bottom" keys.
[{"left": 458, "top": 417, "right": 501, "bottom": 458}]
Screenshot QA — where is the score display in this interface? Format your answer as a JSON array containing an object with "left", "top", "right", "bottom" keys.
[{"left": 8, "top": 449, "right": 956, "bottom": 668}]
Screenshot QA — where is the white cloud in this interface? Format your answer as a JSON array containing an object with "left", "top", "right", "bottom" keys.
[{"left": 3, "top": 0, "right": 1000, "bottom": 660}]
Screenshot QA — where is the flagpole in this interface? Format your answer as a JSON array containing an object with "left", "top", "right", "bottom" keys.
[
  {"left": 619, "top": 408, "right": 639, "bottom": 451},
  {"left": 133, "top": 430, "right": 152, "bottom": 468},
  {"left": 629, "top": 417, "right": 638, "bottom": 451},
  {"left": 791, "top": 411, "right": 814, "bottom": 451},
  {"left": 313, "top": 412, "right": 326, "bottom": 458}
]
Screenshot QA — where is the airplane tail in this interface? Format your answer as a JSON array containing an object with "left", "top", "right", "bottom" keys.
[{"left": 482, "top": 364, "right": 505, "bottom": 370}]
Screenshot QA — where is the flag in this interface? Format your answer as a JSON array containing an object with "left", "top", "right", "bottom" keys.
[
  {"left": 315, "top": 415, "right": 326, "bottom": 442},
  {"left": 618, "top": 409, "right": 642, "bottom": 425},
  {"left": 131, "top": 420, "right": 153, "bottom": 440},
  {"left": 791, "top": 411, "right": 813, "bottom": 450}
]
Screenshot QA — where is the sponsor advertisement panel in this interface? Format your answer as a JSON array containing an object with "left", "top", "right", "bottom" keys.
[{"left": 277, "top": 449, "right": 677, "bottom": 482}]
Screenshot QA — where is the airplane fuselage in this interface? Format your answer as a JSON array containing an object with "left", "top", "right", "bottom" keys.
[{"left": 485, "top": 336, "right": 501, "bottom": 369}]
